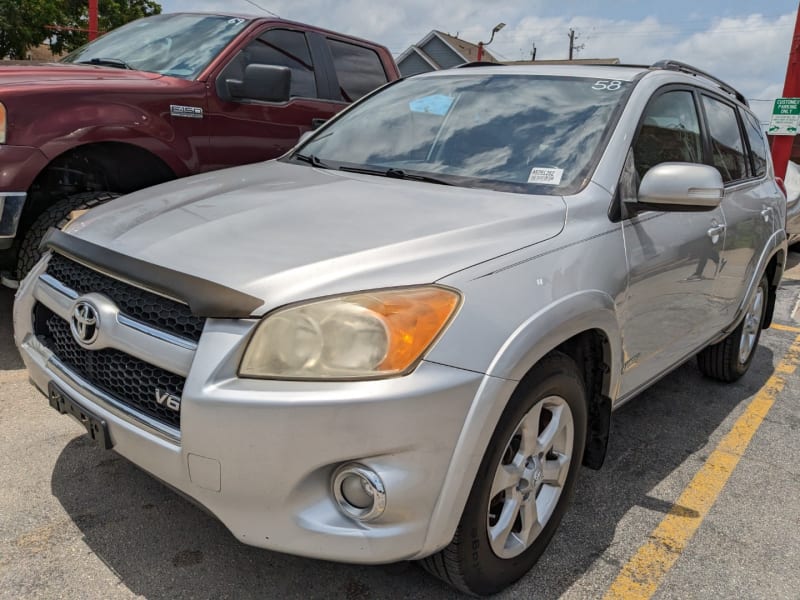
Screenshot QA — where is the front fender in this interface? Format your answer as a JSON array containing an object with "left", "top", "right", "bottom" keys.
[{"left": 417, "top": 291, "right": 623, "bottom": 558}]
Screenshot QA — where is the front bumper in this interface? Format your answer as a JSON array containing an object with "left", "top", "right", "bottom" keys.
[{"left": 14, "top": 260, "right": 485, "bottom": 564}]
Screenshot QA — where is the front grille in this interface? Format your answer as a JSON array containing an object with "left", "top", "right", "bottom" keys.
[
  {"left": 35, "top": 304, "right": 184, "bottom": 430},
  {"left": 46, "top": 253, "right": 205, "bottom": 343}
]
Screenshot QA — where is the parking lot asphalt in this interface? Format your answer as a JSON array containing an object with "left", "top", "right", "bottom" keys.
[{"left": 1, "top": 252, "right": 800, "bottom": 600}]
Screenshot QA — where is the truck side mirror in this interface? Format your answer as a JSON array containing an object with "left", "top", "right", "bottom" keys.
[{"left": 226, "top": 64, "right": 291, "bottom": 103}]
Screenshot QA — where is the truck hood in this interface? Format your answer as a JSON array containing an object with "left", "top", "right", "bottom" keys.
[
  {"left": 66, "top": 161, "right": 567, "bottom": 314},
  {"left": 0, "top": 62, "right": 163, "bottom": 85}
]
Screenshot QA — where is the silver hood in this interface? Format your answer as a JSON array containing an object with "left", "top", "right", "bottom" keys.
[{"left": 66, "top": 161, "right": 566, "bottom": 313}]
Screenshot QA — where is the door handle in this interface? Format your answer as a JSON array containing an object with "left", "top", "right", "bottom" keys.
[
  {"left": 761, "top": 208, "right": 771, "bottom": 222},
  {"left": 707, "top": 223, "right": 725, "bottom": 243}
]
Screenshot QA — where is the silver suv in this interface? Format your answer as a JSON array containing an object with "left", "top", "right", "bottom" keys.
[{"left": 13, "top": 60, "right": 787, "bottom": 595}]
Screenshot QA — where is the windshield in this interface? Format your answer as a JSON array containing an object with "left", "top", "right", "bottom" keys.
[
  {"left": 294, "top": 73, "right": 632, "bottom": 194},
  {"left": 62, "top": 14, "right": 251, "bottom": 79}
]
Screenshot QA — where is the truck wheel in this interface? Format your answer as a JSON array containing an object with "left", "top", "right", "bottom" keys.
[
  {"left": 697, "top": 275, "right": 768, "bottom": 382},
  {"left": 16, "top": 191, "right": 120, "bottom": 279},
  {"left": 421, "top": 352, "right": 587, "bottom": 596}
]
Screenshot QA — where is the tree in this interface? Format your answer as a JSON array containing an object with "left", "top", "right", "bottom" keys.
[
  {"left": 0, "top": 0, "right": 161, "bottom": 59},
  {"left": 0, "top": 0, "right": 62, "bottom": 59},
  {"left": 51, "top": 0, "right": 162, "bottom": 54}
]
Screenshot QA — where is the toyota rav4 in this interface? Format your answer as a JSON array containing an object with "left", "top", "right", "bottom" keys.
[{"left": 13, "top": 61, "right": 787, "bottom": 595}]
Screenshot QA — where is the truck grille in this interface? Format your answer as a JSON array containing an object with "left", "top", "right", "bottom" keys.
[
  {"left": 35, "top": 304, "right": 184, "bottom": 430},
  {"left": 46, "top": 253, "right": 205, "bottom": 343}
]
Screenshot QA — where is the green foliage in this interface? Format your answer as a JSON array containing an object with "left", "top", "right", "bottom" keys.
[
  {"left": 0, "top": 0, "right": 162, "bottom": 59},
  {"left": 0, "top": 0, "right": 62, "bottom": 59}
]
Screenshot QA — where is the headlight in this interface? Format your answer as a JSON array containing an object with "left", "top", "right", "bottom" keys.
[
  {"left": 239, "top": 286, "right": 461, "bottom": 380},
  {"left": 0, "top": 102, "right": 6, "bottom": 143}
]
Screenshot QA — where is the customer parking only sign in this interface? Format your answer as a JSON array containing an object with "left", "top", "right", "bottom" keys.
[{"left": 769, "top": 98, "right": 800, "bottom": 135}]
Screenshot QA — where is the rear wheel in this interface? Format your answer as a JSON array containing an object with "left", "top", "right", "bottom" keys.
[
  {"left": 697, "top": 275, "right": 768, "bottom": 382},
  {"left": 421, "top": 353, "right": 587, "bottom": 596},
  {"left": 16, "top": 191, "right": 119, "bottom": 279}
]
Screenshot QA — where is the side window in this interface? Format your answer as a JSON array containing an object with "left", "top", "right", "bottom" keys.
[
  {"left": 633, "top": 90, "right": 702, "bottom": 179},
  {"left": 327, "top": 39, "right": 388, "bottom": 102},
  {"left": 741, "top": 110, "right": 768, "bottom": 178},
  {"left": 223, "top": 29, "right": 316, "bottom": 99},
  {"left": 701, "top": 95, "right": 748, "bottom": 183}
]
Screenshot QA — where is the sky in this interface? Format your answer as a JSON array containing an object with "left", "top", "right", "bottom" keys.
[{"left": 159, "top": 0, "right": 799, "bottom": 125}]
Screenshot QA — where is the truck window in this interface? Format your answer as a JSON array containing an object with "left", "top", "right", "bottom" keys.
[
  {"left": 327, "top": 39, "right": 388, "bottom": 102},
  {"left": 223, "top": 29, "right": 317, "bottom": 99}
]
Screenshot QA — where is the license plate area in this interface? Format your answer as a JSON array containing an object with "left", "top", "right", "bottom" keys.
[{"left": 48, "top": 382, "right": 113, "bottom": 450}]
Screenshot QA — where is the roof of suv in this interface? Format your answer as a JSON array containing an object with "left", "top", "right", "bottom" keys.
[{"left": 426, "top": 59, "right": 748, "bottom": 107}]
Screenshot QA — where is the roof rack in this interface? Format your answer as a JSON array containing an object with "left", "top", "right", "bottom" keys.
[
  {"left": 455, "top": 61, "right": 505, "bottom": 68},
  {"left": 651, "top": 60, "right": 748, "bottom": 106}
]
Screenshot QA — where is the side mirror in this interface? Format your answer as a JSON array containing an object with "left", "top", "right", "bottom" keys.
[
  {"left": 633, "top": 163, "right": 723, "bottom": 212},
  {"left": 226, "top": 64, "right": 291, "bottom": 103}
]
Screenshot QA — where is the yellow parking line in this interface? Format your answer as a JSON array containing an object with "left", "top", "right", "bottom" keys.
[
  {"left": 604, "top": 334, "right": 800, "bottom": 600},
  {"left": 771, "top": 323, "right": 800, "bottom": 334}
]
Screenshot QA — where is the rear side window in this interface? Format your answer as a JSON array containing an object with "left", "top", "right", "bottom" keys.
[
  {"left": 327, "top": 39, "right": 388, "bottom": 102},
  {"left": 702, "top": 96, "right": 748, "bottom": 183},
  {"left": 223, "top": 28, "right": 317, "bottom": 98},
  {"left": 633, "top": 90, "right": 703, "bottom": 179},
  {"left": 741, "top": 110, "right": 768, "bottom": 178}
]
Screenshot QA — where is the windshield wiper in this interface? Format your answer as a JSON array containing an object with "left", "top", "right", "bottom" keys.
[
  {"left": 292, "top": 153, "right": 331, "bottom": 169},
  {"left": 339, "top": 165, "right": 453, "bottom": 186},
  {"left": 78, "top": 58, "right": 133, "bottom": 70}
]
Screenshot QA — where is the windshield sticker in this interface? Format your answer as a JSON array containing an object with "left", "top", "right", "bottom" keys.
[
  {"left": 528, "top": 167, "right": 564, "bottom": 185},
  {"left": 409, "top": 94, "right": 454, "bottom": 116},
  {"left": 228, "top": 18, "right": 246, "bottom": 25}
]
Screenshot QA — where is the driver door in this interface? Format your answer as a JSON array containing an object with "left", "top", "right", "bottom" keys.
[{"left": 619, "top": 87, "right": 727, "bottom": 397}]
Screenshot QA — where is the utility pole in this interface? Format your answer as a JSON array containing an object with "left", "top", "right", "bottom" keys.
[
  {"left": 88, "top": 0, "right": 99, "bottom": 40},
  {"left": 531, "top": 42, "right": 537, "bottom": 61},
  {"left": 567, "top": 28, "right": 584, "bottom": 60},
  {"left": 772, "top": 2, "right": 800, "bottom": 181}
]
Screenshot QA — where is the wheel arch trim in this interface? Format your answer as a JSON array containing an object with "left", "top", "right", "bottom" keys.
[{"left": 416, "top": 291, "right": 623, "bottom": 558}]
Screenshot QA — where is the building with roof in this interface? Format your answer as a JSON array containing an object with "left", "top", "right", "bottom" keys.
[{"left": 396, "top": 30, "right": 498, "bottom": 77}]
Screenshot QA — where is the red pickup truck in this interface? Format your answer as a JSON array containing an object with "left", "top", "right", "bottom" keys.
[{"left": 0, "top": 12, "right": 399, "bottom": 285}]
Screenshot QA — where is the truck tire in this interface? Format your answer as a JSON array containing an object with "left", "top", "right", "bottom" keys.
[
  {"left": 421, "top": 352, "right": 587, "bottom": 596},
  {"left": 16, "top": 191, "right": 120, "bottom": 279},
  {"left": 697, "top": 275, "right": 768, "bottom": 382}
]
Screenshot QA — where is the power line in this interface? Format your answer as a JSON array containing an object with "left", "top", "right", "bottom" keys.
[{"left": 239, "top": 0, "right": 280, "bottom": 18}]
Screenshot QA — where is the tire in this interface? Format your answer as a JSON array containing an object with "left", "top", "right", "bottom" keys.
[
  {"left": 16, "top": 191, "right": 120, "bottom": 279},
  {"left": 697, "top": 275, "right": 768, "bottom": 383},
  {"left": 421, "top": 352, "right": 588, "bottom": 596}
]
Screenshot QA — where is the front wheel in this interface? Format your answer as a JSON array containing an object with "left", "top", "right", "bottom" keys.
[
  {"left": 421, "top": 352, "right": 587, "bottom": 596},
  {"left": 16, "top": 191, "right": 120, "bottom": 280},
  {"left": 697, "top": 275, "right": 768, "bottom": 382}
]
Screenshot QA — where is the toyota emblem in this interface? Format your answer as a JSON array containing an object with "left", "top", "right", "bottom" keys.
[{"left": 70, "top": 301, "right": 99, "bottom": 345}]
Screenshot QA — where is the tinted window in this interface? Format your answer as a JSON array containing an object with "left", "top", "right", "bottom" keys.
[
  {"left": 702, "top": 96, "right": 748, "bottom": 182},
  {"left": 328, "top": 39, "right": 388, "bottom": 102},
  {"left": 223, "top": 29, "right": 316, "bottom": 98},
  {"left": 634, "top": 90, "right": 702, "bottom": 179},
  {"left": 295, "top": 74, "right": 632, "bottom": 195},
  {"left": 742, "top": 110, "right": 768, "bottom": 178}
]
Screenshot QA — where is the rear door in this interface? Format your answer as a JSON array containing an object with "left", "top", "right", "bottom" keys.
[
  {"left": 204, "top": 27, "right": 343, "bottom": 170},
  {"left": 700, "top": 95, "right": 778, "bottom": 324}
]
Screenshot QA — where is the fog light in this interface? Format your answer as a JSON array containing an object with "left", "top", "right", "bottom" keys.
[{"left": 332, "top": 463, "right": 386, "bottom": 522}]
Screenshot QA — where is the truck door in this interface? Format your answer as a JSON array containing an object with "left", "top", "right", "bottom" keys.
[{"left": 205, "top": 27, "right": 343, "bottom": 170}]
